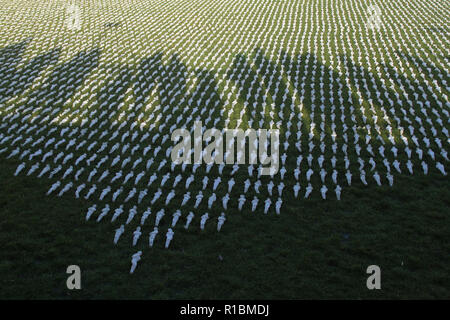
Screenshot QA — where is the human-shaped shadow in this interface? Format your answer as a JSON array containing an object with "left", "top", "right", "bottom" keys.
[
  {"left": 0, "top": 39, "right": 60, "bottom": 105},
  {"left": 339, "top": 52, "right": 449, "bottom": 168},
  {"left": 27, "top": 48, "right": 100, "bottom": 114}
]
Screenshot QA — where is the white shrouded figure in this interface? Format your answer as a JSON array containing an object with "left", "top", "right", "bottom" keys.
[
  {"left": 213, "top": 177, "right": 221, "bottom": 191},
  {"left": 98, "top": 170, "right": 109, "bottom": 182},
  {"left": 231, "top": 164, "right": 239, "bottom": 175},
  {"left": 8, "top": 148, "right": 20, "bottom": 160},
  {"left": 373, "top": 172, "right": 381, "bottom": 186},
  {"left": 132, "top": 226, "right": 142, "bottom": 246},
  {"left": 386, "top": 173, "right": 394, "bottom": 186},
  {"left": 173, "top": 174, "right": 182, "bottom": 187},
  {"left": 38, "top": 164, "right": 51, "bottom": 178},
  {"left": 200, "top": 213, "right": 209, "bottom": 230},
  {"left": 58, "top": 182, "right": 73, "bottom": 197},
  {"left": 85, "top": 205, "right": 97, "bottom": 221},
  {"left": 84, "top": 184, "right": 97, "bottom": 200},
  {"left": 346, "top": 171, "right": 352, "bottom": 186},
  {"left": 264, "top": 198, "right": 271, "bottom": 214},
  {"left": 126, "top": 206, "right": 137, "bottom": 224},
  {"left": 138, "top": 189, "right": 147, "bottom": 204},
  {"left": 421, "top": 161, "right": 428, "bottom": 175},
  {"left": 335, "top": 185, "right": 342, "bottom": 200},
  {"left": 165, "top": 228, "right": 174, "bottom": 248},
  {"left": 112, "top": 187, "right": 123, "bottom": 202},
  {"left": 267, "top": 181, "right": 274, "bottom": 195},
  {"left": 185, "top": 175, "right": 194, "bottom": 188},
  {"left": 14, "top": 162, "right": 26, "bottom": 176},
  {"left": 331, "top": 156, "right": 337, "bottom": 168},
  {"left": 436, "top": 162, "right": 447, "bottom": 176},
  {"left": 111, "top": 205, "right": 124, "bottom": 222},
  {"left": 165, "top": 190, "right": 175, "bottom": 205},
  {"left": 275, "top": 198, "right": 282, "bottom": 215},
  {"left": 148, "top": 173, "right": 157, "bottom": 186},
  {"left": 320, "top": 169, "right": 327, "bottom": 183},
  {"left": 184, "top": 212, "right": 195, "bottom": 229},
  {"left": 393, "top": 160, "right": 401, "bottom": 173},
  {"left": 248, "top": 165, "right": 254, "bottom": 177},
  {"left": 47, "top": 181, "right": 61, "bottom": 195},
  {"left": 254, "top": 180, "right": 261, "bottom": 193},
  {"left": 294, "top": 168, "right": 300, "bottom": 180},
  {"left": 222, "top": 193, "right": 230, "bottom": 210},
  {"left": 27, "top": 163, "right": 40, "bottom": 176},
  {"left": 331, "top": 170, "right": 338, "bottom": 184},
  {"left": 428, "top": 149, "right": 435, "bottom": 160},
  {"left": 320, "top": 185, "right": 328, "bottom": 199},
  {"left": 194, "top": 191, "right": 203, "bottom": 208},
  {"left": 279, "top": 167, "right": 286, "bottom": 180},
  {"left": 406, "top": 160, "right": 413, "bottom": 174},
  {"left": 238, "top": 194, "right": 246, "bottom": 211},
  {"left": 228, "top": 178, "right": 235, "bottom": 193},
  {"left": 217, "top": 213, "right": 226, "bottom": 231},
  {"left": 278, "top": 182, "right": 284, "bottom": 196},
  {"left": 141, "top": 208, "right": 151, "bottom": 225},
  {"left": 161, "top": 173, "right": 170, "bottom": 187},
  {"left": 360, "top": 172, "right": 368, "bottom": 185},
  {"left": 99, "top": 186, "right": 111, "bottom": 201},
  {"left": 304, "top": 183, "right": 313, "bottom": 199},
  {"left": 244, "top": 179, "right": 251, "bottom": 193},
  {"left": 149, "top": 227, "right": 158, "bottom": 247},
  {"left": 293, "top": 183, "right": 301, "bottom": 198},
  {"left": 155, "top": 209, "right": 165, "bottom": 226},
  {"left": 114, "top": 225, "right": 125, "bottom": 244},
  {"left": 318, "top": 155, "right": 324, "bottom": 168},
  {"left": 151, "top": 188, "right": 162, "bottom": 204},
  {"left": 306, "top": 168, "right": 314, "bottom": 181},
  {"left": 171, "top": 210, "right": 182, "bottom": 227},
  {"left": 208, "top": 193, "right": 216, "bottom": 209},
  {"left": 181, "top": 192, "right": 190, "bottom": 206},
  {"left": 441, "top": 150, "right": 449, "bottom": 162},
  {"left": 130, "top": 251, "right": 142, "bottom": 274},
  {"left": 251, "top": 196, "right": 258, "bottom": 212},
  {"left": 97, "top": 205, "right": 110, "bottom": 222}
]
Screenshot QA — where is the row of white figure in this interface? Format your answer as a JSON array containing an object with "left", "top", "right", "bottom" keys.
[
  {"left": 87, "top": 204, "right": 225, "bottom": 230},
  {"left": 111, "top": 211, "right": 227, "bottom": 246},
  {"left": 11, "top": 156, "right": 447, "bottom": 202},
  {"left": 5, "top": 144, "right": 448, "bottom": 214}
]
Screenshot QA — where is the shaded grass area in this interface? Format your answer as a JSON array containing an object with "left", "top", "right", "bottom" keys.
[{"left": 0, "top": 156, "right": 449, "bottom": 299}]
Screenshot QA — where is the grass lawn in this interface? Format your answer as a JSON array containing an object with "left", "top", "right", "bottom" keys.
[{"left": 1, "top": 155, "right": 449, "bottom": 299}]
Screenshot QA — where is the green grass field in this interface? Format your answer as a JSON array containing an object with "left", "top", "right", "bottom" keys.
[
  {"left": 1, "top": 159, "right": 450, "bottom": 299},
  {"left": 0, "top": 0, "right": 449, "bottom": 299}
]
